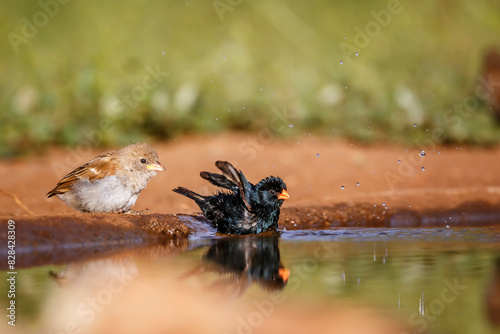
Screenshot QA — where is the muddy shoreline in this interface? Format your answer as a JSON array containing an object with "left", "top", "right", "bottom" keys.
[{"left": 2, "top": 199, "right": 500, "bottom": 270}]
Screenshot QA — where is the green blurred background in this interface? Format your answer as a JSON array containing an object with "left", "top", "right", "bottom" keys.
[{"left": 1, "top": 0, "right": 500, "bottom": 157}]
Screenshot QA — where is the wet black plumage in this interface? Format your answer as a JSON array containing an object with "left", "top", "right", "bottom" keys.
[{"left": 173, "top": 161, "right": 289, "bottom": 235}]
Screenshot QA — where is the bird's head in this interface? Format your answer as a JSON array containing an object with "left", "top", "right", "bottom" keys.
[
  {"left": 255, "top": 176, "right": 289, "bottom": 207},
  {"left": 119, "top": 143, "right": 165, "bottom": 178}
]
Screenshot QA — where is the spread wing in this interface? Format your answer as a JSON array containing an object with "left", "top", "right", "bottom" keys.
[
  {"left": 47, "top": 151, "right": 117, "bottom": 197},
  {"left": 200, "top": 171, "right": 238, "bottom": 191},
  {"left": 214, "top": 161, "right": 253, "bottom": 212}
]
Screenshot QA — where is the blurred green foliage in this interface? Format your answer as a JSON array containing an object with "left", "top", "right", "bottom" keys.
[{"left": 1, "top": 0, "right": 500, "bottom": 156}]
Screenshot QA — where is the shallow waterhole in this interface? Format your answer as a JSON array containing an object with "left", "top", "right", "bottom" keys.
[{"left": 3, "top": 220, "right": 500, "bottom": 334}]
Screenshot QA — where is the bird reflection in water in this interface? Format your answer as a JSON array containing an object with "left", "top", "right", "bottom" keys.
[{"left": 184, "top": 236, "right": 290, "bottom": 298}]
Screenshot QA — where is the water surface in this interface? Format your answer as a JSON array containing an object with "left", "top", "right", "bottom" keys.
[{"left": 2, "top": 227, "right": 499, "bottom": 334}]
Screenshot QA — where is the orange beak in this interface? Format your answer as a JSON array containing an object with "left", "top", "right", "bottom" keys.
[
  {"left": 147, "top": 161, "right": 166, "bottom": 172},
  {"left": 277, "top": 189, "right": 290, "bottom": 200},
  {"left": 278, "top": 268, "right": 290, "bottom": 282}
]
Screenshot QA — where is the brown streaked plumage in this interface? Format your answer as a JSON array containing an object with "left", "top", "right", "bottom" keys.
[
  {"left": 47, "top": 143, "right": 165, "bottom": 213},
  {"left": 47, "top": 151, "right": 118, "bottom": 197}
]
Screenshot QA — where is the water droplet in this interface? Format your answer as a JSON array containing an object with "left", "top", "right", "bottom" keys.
[
  {"left": 382, "top": 202, "right": 386, "bottom": 206},
  {"left": 289, "top": 124, "right": 294, "bottom": 128},
  {"left": 341, "top": 185, "right": 345, "bottom": 190},
  {"left": 340, "top": 60, "right": 344, "bottom": 65},
  {"left": 398, "top": 160, "right": 401, "bottom": 163},
  {"left": 316, "top": 153, "right": 320, "bottom": 157},
  {"left": 356, "top": 182, "right": 360, "bottom": 186},
  {"left": 421, "top": 167, "right": 425, "bottom": 171},
  {"left": 420, "top": 151, "right": 426, "bottom": 157},
  {"left": 345, "top": 86, "right": 348, "bottom": 89},
  {"left": 162, "top": 51, "right": 165, "bottom": 55},
  {"left": 259, "top": 88, "right": 263, "bottom": 91},
  {"left": 355, "top": 52, "right": 359, "bottom": 56},
  {"left": 413, "top": 123, "right": 417, "bottom": 127},
  {"left": 344, "top": 36, "right": 347, "bottom": 39}
]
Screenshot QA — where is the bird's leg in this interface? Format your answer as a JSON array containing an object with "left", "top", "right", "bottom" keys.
[
  {"left": 234, "top": 275, "right": 251, "bottom": 298},
  {"left": 242, "top": 240, "right": 255, "bottom": 277}
]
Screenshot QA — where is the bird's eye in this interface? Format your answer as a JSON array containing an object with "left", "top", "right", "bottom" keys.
[
  {"left": 269, "top": 189, "right": 277, "bottom": 196},
  {"left": 140, "top": 158, "right": 147, "bottom": 164}
]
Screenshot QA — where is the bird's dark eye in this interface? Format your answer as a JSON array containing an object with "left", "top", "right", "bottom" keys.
[
  {"left": 269, "top": 189, "right": 277, "bottom": 196},
  {"left": 140, "top": 158, "right": 147, "bottom": 164}
]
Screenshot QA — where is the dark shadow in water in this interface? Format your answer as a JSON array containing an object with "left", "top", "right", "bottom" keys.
[{"left": 184, "top": 236, "right": 289, "bottom": 297}]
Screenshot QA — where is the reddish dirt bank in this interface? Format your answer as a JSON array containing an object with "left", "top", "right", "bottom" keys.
[
  {"left": 1, "top": 132, "right": 499, "bottom": 217},
  {"left": 0, "top": 213, "right": 189, "bottom": 270},
  {"left": 3, "top": 199, "right": 499, "bottom": 269}
]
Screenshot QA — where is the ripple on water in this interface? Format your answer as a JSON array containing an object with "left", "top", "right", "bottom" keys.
[{"left": 279, "top": 227, "right": 500, "bottom": 243}]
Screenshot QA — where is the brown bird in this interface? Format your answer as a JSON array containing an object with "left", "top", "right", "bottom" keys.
[{"left": 47, "top": 143, "right": 165, "bottom": 213}]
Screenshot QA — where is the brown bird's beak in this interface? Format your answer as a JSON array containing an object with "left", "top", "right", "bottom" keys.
[
  {"left": 278, "top": 268, "right": 290, "bottom": 282},
  {"left": 278, "top": 189, "right": 290, "bottom": 200},
  {"left": 147, "top": 162, "right": 166, "bottom": 171}
]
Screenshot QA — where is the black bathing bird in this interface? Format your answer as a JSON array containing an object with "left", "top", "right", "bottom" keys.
[{"left": 173, "top": 161, "right": 289, "bottom": 235}]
